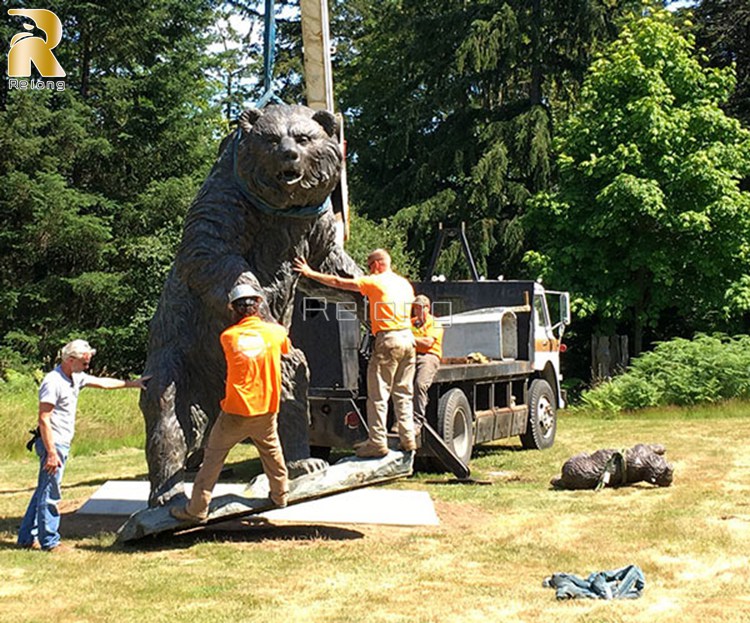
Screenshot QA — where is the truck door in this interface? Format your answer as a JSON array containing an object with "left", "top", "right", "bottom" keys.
[
  {"left": 533, "top": 294, "right": 553, "bottom": 350},
  {"left": 532, "top": 292, "right": 558, "bottom": 371}
]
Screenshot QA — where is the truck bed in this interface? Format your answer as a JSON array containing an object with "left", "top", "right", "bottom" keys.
[{"left": 434, "top": 360, "right": 534, "bottom": 383}]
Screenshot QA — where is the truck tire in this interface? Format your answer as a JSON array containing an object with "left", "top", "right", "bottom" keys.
[
  {"left": 436, "top": 388, "right": 474, "bottom": 465},
  {"left": 520, "top": 379, "right": 557, "bottom": 450}
]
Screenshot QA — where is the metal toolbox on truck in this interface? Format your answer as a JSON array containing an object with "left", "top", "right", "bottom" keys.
[{"left": 438, "top": 307, "right": 519, "bottom": 360}]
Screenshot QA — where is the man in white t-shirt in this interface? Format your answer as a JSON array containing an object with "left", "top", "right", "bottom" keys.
[{"left": 17, "top": 340, "right": 150, "bottom": 552}]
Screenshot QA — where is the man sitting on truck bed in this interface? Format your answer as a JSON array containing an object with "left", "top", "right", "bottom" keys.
[
  {"left": 293, "top": 249, "right": 417, "bottom": 458},
  {"left": 411, "top": 294, "right": 444, "bottom": 435}
]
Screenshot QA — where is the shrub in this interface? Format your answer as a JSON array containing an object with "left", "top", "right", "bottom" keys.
[
  {"left": 580, "top": 334, "right": 750, "bottom": 412},
  {"left": 0, "top": 368, "right": 38, "bottom": 394}
]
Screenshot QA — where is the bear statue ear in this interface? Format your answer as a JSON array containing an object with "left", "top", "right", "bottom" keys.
[
  {"left": 239, "top": 108, "right": 263, "bottom": 132},
  {"left": 312, "top": 110, "right": 340, "bottom": 138}
]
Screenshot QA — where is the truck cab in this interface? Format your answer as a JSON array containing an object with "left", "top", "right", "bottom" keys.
[{"left": 532, "top": 283, "right": 571, "bottom": 407}]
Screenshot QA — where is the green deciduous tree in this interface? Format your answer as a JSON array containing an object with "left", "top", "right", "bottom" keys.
[
  {"left": 524, "top": 10, "right": 750, "bottom": 354},
  {"left": 345, "top": 208, "right": 416, "bottom": 278}
]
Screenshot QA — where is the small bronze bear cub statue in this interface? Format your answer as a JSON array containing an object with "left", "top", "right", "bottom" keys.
[{"left": 551, "top": 443, "right": 674, "bottom": 490}]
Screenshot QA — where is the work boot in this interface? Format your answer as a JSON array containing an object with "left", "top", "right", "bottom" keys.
[
  {"left": 269, "top": 494, "right": 288, "bottom": 509},
  {"left": 170, "top": 504, "right": 208, "bottom": 524},
  {"left": 45, "top": 543, "right": 74, "bottom": 553},
  {"left": 399, "top": 437, "right": 417, "bottom": 452},
  {"left": 354, "top": 441, "right": 389, "bottom": 459}
]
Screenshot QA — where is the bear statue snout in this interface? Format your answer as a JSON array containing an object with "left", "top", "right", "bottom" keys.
[
  {"left": 277, "top": 136, "right": 304, "bottom": 186},
  {"left": 653, "top": 464, "right": 674, "bottom": 487},
  {"left": 279, "top": 136, "right": 300, "bottom": 161}
]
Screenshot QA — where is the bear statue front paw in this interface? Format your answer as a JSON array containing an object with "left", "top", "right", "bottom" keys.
[
  {"left": 150, "top": 485, "right": 187, "bottom": 509},
  {"left": 286, "top": 457, "right": 329, "bottom": 479},
  {"left": 148, "top": 469, "right": 189, "bottom": 507}
]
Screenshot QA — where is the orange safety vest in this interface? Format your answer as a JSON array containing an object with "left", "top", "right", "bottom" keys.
[
  {"left": 411, "top": 312, "right": 443, "bottom": 358},
  {"left": 220, "top": 316, "right": 291, "bottom": 416},
  {"left": 356, "top": 271, "right": 415, "bottom": 335}
]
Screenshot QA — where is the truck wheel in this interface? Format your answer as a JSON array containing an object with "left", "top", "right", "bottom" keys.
[
  {"left": 520, "top": 379, "right": 556, "bottom": 450},
  {"left": 436, "top": 388, "right": 474, "bottom": 465}
]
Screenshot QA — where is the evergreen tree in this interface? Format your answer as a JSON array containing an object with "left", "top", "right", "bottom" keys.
[
  {"left": 694, "top": 0, "right": 750, "bottom": 127},
  {"left": 1, "top": 0, "right": 222, "bottom": 373},
  {"left": 211, "top": 3, "right": 264, "bottom": 122}
]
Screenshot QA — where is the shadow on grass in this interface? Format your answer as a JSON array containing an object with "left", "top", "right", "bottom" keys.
[
  {"left": 546, "top": 481, "right": 677, "bottom": 493},
  {"left": 0, "top": 486, "right": 37, "bottom": 495},
  {"left": 94, "top": 515, "right": 366, "bottom": 554},
  {"left": 410, "top": 442, "right": 526, "bottom": 480},
  {"left": 1, "top": 512, "right": 366, "bottom": 553},
  {"left": 0, "top": 515, "right": 24, "bottom": 539},
  {"left": 471, "top": 444, "right": 527, "bottom": 458},
  {"left": 0, "top": 508, "right": 127, "bottom": 546}
]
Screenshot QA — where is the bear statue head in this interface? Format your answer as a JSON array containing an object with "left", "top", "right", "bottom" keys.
[{"left": 235, "top": 104, "right": 343, "bottom": 212}]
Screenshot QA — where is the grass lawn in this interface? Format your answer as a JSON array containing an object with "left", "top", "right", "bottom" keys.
[{"left": 1, "top": 396, "right": 750, "bottom": 623}]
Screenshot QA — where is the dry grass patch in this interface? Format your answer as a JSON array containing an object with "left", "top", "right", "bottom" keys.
[{"left": 3, "top": 407, "right": 750, "bottom": 622}]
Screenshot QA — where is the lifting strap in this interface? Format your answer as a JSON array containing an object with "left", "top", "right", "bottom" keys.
[{"left": 256, "top": 0, "right": 284, "bottom": 108}]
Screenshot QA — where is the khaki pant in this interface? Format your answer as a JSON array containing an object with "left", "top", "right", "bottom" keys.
[
  {"left": 187, "top": 411, "right": 288, "bottom": 516},
  {"left": 366, "top": 329, "right": 416, "bottom": 449},
  {"left": 414, "top": 353, "right": 440, "bottom": 423}
]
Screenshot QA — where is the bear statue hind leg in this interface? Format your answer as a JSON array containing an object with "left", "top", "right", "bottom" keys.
[
  {"left": 278, "top": 347, "right": 328, "bottom": 478},
  {"left": 141, "top": 380, "right": 191, "bottom": 507}
]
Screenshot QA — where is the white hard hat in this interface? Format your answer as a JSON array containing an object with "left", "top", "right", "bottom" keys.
[{"left": 228, "top": 283, "right": 264, "bottom": 303}]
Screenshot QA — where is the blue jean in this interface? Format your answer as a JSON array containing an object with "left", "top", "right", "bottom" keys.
[
  {"left": 543, "top": 565, "right": 645, "bottom": 600},
  {"left": 17, "top": 439, "right": 70, "bottom": 550}
]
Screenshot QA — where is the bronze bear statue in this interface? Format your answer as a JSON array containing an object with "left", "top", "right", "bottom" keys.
[
  {"left": 139, "top": 104, "right": 361, "bottom": 507},
  {"left": 551, "top": 443, "right": 674, "bottom": 490}
]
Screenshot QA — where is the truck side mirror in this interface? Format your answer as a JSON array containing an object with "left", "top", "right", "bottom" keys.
[{"left": 560, "top": 292, "right": 571, "bottom": 326}]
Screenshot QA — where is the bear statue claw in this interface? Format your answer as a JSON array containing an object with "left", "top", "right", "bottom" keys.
[
  {"left": 149, "top": 480, "right": 187, "bottom": 508},
  {"left": 286, "top": 457, "right": 329, "bottom": 479}
]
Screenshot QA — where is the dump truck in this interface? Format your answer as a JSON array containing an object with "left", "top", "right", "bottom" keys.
[{"left": 291, "top": 275, "right": 571, "bottom": 476}]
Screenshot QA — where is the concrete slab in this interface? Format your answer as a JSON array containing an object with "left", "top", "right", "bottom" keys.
[
  {"left": 80, "top": 480, "right": 439, "bottom": 528},
  {"left": 262, "top": 489, "right": 439, "bottom": 526},
  {"left": 77, "top": 481, "right": 245, "bottom": 516},
  {"left": 116, "top": 451, "right": 417, "bottom": 542}
]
